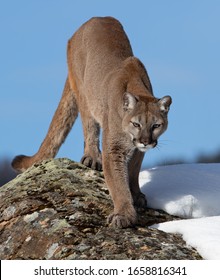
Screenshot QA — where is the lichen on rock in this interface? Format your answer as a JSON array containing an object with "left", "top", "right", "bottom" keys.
[{"left": 0, "top": 158, "right": 202, "bottom": 260}]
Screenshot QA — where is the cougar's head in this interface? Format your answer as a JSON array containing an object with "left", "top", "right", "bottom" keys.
[{"left": 122, "top": 92, "right": 172, "bottom": 152}]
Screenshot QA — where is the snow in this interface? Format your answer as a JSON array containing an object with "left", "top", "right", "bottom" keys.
[
  {"left": 139, "top": 163, "right": 220, "bottom": 260},
  {"left": 153, "top": 216, "right": 220, "bottom": 260}
]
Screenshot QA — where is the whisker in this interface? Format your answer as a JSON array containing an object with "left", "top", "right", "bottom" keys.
[
  {"left": 157, "top": 142, "right": 165, "bottom": 147},
  {"left": 155, "top": 144, "right": 162, "bottom": 151},
  {"left": 160, "top": 139, "right": 180, "bottom": 145}
]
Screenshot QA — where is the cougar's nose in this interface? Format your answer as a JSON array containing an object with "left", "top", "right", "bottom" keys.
[{"left": 140, "top": 136, "right": 150, "bottom": 146}]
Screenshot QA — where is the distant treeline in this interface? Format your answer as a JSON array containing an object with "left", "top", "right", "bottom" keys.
[
  {"left": 0, "top": 158, "right": 17, "bottom": 186},
  {"left": 1, "top": 149, "right": 220, "bottom": 186},
  {"left": 157, "top": 149, "right": 220, "bottom": 166}
]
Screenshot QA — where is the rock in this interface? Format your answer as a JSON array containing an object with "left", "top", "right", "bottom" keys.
[{"left": 0, "top": 158, "right": 202, "bottom": 259}]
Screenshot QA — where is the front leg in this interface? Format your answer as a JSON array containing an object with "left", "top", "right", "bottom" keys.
[
  {"left": 102, "top": 134, "right": 136, "bottom": 228},
  {"left": 128, "top": 149, "right": 147, "bottom": 210}
]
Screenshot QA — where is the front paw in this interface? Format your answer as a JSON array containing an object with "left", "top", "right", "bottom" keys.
[
  {"left": 133, "top": 192, "right": 147, "bottom": 211},
  {"left": 107, "top": 209, "right": 137, "bottom": 228},
  {"left": 80, "top": 154, "right": 102, "bottom": 171}
]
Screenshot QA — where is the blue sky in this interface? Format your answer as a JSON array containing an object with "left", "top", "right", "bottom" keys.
[{"left": 1, "top": 0, "right": 220, "bottom": 168}]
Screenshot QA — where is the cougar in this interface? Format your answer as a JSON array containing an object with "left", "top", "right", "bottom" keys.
[{"left": 12, "top": 17, "right": 172, "bottom": 228}]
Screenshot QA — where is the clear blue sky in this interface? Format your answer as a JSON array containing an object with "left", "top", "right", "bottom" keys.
[{"left": 1, "top": 0, "right": 220, "bottom": 167}]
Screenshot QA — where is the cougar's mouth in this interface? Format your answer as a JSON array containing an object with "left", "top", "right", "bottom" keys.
[
  {"left": 136, "top": 144, "right": 152, "bottom": 152},
  {"left": 133, "top": 140, "right": 158, "bottom": 152}
]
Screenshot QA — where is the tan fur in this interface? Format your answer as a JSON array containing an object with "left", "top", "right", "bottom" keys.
[{"left": 12, "top": 17, "right": 172, "bottom": 228}]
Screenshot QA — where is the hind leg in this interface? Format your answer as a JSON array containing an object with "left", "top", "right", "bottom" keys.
[{"left": 79, "top": 106, "right": 102, "bottom": 171}]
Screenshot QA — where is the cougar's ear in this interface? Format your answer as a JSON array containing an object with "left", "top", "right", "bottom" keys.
[
  {"left": 158, "top": 95, "right": 172, "bottom": 114},
  {"left": 123, "top": 92, "right": 139, "bottom": 111}
]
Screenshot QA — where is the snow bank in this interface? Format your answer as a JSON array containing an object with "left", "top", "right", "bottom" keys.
[
  {"left": 152, "top": 216, "right": 220, "bottom": 260},
  {"left": 139, "top": 163, "right": 220, "bottom": 259},
  {"left": 140, "top": 164, "right": 220, "bottom": 218}
]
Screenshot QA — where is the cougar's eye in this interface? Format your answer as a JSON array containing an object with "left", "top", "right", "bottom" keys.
[
  {"left": 152, "top": 124, "right": 161, "bottom": 130},
  {"left": 132, "top": 122, "right": 141, "bottom": 128}
]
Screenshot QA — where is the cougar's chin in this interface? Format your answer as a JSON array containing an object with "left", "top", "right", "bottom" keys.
[{"left": 136, "top": 145, "right": 151, "bottom": 152}]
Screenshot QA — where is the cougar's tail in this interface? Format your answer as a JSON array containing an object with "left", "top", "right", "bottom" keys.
[{"left": 12, "top": 78, "right": 78, "bottom": 172}]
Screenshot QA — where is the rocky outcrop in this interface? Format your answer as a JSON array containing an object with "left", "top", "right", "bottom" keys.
[{"left": 0, "top": 158, "right": 202, "bottom": 259}]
